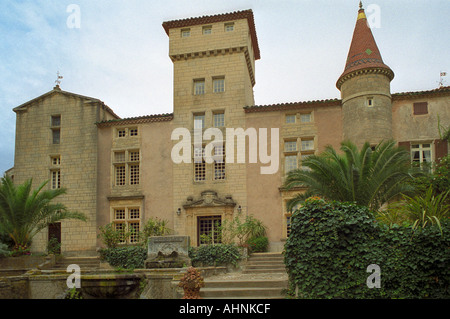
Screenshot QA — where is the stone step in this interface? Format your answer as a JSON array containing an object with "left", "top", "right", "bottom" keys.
[
  {"left": 243, "top": 270, "right": 286, "bottom": 274},
  {"left": 204, "top": 279, "right": 287, "bottom": 289},
  {"left": 245, "top": 264, "right": 286, "bottom": 270},
  {"left": 51, "top": 257, "right": 100, "bottom": 270}
]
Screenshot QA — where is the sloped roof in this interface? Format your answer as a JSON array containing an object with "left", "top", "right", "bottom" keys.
[
  {"left": 13, "top": 85, "right": 120, "bottom": 119},
  {"left": 96, "top": 113, "right": 174, "bottom": 127},
  {"left": 336, "top": 4, "right": 394, "bottom": 89},
  {"left": 244, "top": 98, "right": 341, "bottom": 113},
  {"left": 162, "top": 9, "right": 260, "bottom": 60}
]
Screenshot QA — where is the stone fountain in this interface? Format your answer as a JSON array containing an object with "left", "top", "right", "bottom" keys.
[{"left": 145, "top": 236, "right": 191, "bottom": 269}]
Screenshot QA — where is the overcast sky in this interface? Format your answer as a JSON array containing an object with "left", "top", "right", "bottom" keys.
[{"left": 1, "top": 0, "right": 449, "bottom": 174}]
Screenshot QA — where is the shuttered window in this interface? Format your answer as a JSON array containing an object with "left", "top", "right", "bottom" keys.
[{"left": 413, "top": 102, "right": 428, "bottom": 115}]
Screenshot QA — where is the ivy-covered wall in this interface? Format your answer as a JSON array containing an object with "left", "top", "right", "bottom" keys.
[{"left": 284, "top": 199, "right": 449, "bottom": 298}]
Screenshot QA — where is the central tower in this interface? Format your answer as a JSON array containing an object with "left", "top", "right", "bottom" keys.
[
  {"left": 162, "top": 10, "right": 260, "bottom": 245},
  {"left": 337, "top": 3, "right": 395, "bottom": 147}
]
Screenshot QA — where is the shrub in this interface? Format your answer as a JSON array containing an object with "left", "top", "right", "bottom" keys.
[
  {"left": 247, "top": 236, "right": 268, "bottom": 253},
  {"left": 99, "top": 246, "right": 147, "bottom": 269},
  {"left": 189, "top": 244, "right": 241, "bottom": 267},
  {"left": 97, "top": 223, "right": 126, "bottom": 249},
  {"left": 221, "top": 212, "right": 267, "bottom": 246},
  {"left": 0, "top": 243, "right": 9, "bottom": 258},
  {"left": 142, "top": 217, "right": 172, "bottom": 240},
  {"left": 284, "top": 199, "right": 450, "bottom": 299}
]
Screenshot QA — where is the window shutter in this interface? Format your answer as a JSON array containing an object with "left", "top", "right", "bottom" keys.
[
  {"left": 413, "top": 102, "right": 428, "bottom": 115},
  {"left": 435, "top": 139, "right": 449, "bottom": 163}
]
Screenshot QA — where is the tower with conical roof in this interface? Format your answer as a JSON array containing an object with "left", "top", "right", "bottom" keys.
[{"left": 337, "top": 2, "right": 395, "bottom": 146}]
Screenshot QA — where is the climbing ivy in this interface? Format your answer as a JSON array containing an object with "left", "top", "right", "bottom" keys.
[{"left": 284, "top": 198, "right": 450, "bottom": 298}]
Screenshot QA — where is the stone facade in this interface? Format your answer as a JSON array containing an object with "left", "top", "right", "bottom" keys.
[
  {"left": 8, "top": 7, "right": 450, "bottom": 255},
  {"left": 12, "top": 88, "right": 118, "bottom": 255}
]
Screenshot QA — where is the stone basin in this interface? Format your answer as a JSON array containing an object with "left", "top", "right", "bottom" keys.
[{"left": 80, "top": 273, "right": 142, "bottom": 299}]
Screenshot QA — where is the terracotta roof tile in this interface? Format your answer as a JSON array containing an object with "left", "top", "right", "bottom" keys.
[
  {"left": 243, "top": 98, "right": 341, "bottom": 113},
  {"left": 162, "top": 9, "right": 260, "bottom": 60},
  {"left": 336, "top": 6, "right": 393, "bottom": 89},
  {"left": 96, "top": 113, "right": 173, "bottom": 127}
]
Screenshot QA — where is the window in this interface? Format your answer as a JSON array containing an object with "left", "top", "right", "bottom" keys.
[
  {"left": 284, "top": 141, "right": 297, "bottom": 152},
  {"left": 285, "top": 114, "right": 296, "bottom": 124},
  {"left": 117, "top": 129, "right": 126, "bottom": 138},
  {"left": 301, "top": 139, "right": 314, "bottom": 151},
  {"left": 115, "top": 165, "right": 126, "bottom": 186},
  {"left": 213, "top": 77, "right": 225, "bottom": 93},
  {"left": 113, "top": 207, "right": 141, "bottom": 244},
  {"left": 224, "top": 22, "right": 234, "bottom": 32},
  {"left": 285, "top": 155, "right": 297, "bottom": 173},
  {"left": 194, "top": 79, "right": 205, "bottom": 95},
  {"left": 194, "top": 145, "right": 206, "bottom": 182},
  {"left": 51, "top": 156, "right": 61, "bottom": 166},
  {"left": 300, "top": 113, "right": 312, "bottom": 123},
  {"left": 117, "top": 127, "right": 138, "bottom": 138},
  {"left": 214, "top": 145, "right": 225, "bottom": 180},
  {"left": 115, "top": 151, "right": 125, "bottom": 163},
  {"left": 51, "top": 116, "right": 61, "bottom": 145},
  {"left": 213, "top": 112, "right": 225, "bottom": 127},
  {"left": 52, "top": 129, "right": 60, "bottom": 144},
  {"left": 284, "top": 140, "right": 298, "bottom": 174},
  {"left": 367, "top": 97, "right": 374, "bottom": 107},
  {"left": 113, "top": 150, "right": 140, "bottom": 186},
  {"left": 413, "top": 102, "right": 428, "bottom": 115},
  {"left": 194, "top": 161, "right": 206, "bottom": 182},
  {"left": 51, "top": 115, "right": 61, "bottom": 127},
  {"left": 411, "top": 143, "right": 432, "bottom": 168},
  {"left": 51, "top": 170, "right": 61, "bottom": 189},
  {"left": 198, "top": 216, "right": 222, "bottom": 245},
  {"left": 301, "top": 154, "right": 313, "bottom": 171},
  {"left": 202, "top": 25, "right": 212, "bottom": 35},
  {"left": 129, "top": 151, "right": 139, "bottom": 162},
  {"left": 181, "top": 28, "right": 190, "bottom": 37},
  {"left": 130, "top": 164, "right": 140, "bottom": 185},
  {"left": 129, "top": 128, "right": 138, "bottom": 136},
  {"left": 194, "top": 113, "right": 205, "bottom": 129}
]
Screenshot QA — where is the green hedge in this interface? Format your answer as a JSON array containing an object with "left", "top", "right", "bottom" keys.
[
  {"left": 247, "top": 236, "right": 268, "bottom": 253},
  {"left": 189, "top": 244, "right": 241, "bottom": 267},
  {"left": 284, "top": 199, "right": 450, "bottom": 299},
  {"left": 99, "top": 246, "right": 147, "bottom": 269}
]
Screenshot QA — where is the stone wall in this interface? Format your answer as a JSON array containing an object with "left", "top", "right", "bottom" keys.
[{"left": 13, "top": 89, "right": 117, "bottom": 255}]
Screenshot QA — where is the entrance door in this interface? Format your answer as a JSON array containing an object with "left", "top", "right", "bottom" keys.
[
  {"left": 48, "top": 222, "right": 61, "bottom": 254},
  {"left": 197, "top": 215, "right": 222, "bottom": 245}
]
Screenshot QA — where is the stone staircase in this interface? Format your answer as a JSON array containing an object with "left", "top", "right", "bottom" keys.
[
  {"left": 47, "top": 256, "right": 100, "bottom": 271},
  {"left": 201, "top": 252, "right": 288, "bottom": 299},
  {"left": 243, "top": 252, "right": 286, "bottom": 274}
]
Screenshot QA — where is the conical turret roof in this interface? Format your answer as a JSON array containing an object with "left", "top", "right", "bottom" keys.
[{"left": 336, "top": 2, "right": 394, "bottom": 89}]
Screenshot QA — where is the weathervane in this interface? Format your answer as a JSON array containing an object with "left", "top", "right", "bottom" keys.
[
  {"left": 439, "top": 71, "right": 447, "bottom": 88},
  {"left": 55, "top": 71, "right": 63, "bottom": 87}
]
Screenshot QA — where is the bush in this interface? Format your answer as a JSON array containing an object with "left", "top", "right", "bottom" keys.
[
  {"left": 284, "top": 199, "right": 450, "bottom": 299},
  {"left": 189, "top": 244, "right": 241, "bottom": 267},
  {"left": 99, "top": 246, "right": 147, "bottom": 269},
  {"left": 97, "top": 223, "right": 125, "bottom": 249},
  {"left": 0, "top": 243, "right": 9, "bottom": 258},
  {"left": 247, "top": 236, "right": 268, "bottom": 253}
]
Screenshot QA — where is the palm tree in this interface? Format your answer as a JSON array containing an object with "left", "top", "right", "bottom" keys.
[
  {"left": 0, "top": 175, "right": 87, "bottom": 252},
  {"left": 284, "top": 140, "right": 418, "bottom": 211}
]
